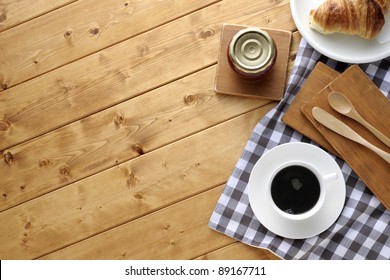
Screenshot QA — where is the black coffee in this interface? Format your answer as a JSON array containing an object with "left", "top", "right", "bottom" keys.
[{"left": 271, "top": 165, "right": 320, "bottom": 215}]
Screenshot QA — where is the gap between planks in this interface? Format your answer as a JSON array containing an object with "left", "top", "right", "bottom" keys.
[{"left": 0, "top": 0, "right": 224, "bottom": 90}]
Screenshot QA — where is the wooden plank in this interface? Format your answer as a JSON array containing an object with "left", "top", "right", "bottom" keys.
[
  {"left": 0, "top": 0, "right": 220, "bottom": 89},
  {"left": 39, "top": 186, "right": 229, "bottom": 259},
  {"left": 0, "top": 105, "right": 275, "bottom": 259},
  {"left": 195, "top": 242, "right": 281, "bottom": 260},
  {"left": 0, "top": 0, "right": 295, "bottom": 150},
  {"left": 0, "top": 65, "right": 272, "bottom": 211},
  {"left": 287, "top": 31, "right": 302, "bottom": 79},
  {"left": 0, "top": 0, "right": 77, "bottom": 32}
]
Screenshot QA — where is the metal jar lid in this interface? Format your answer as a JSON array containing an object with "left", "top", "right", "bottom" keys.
[{"left": 228, "top": 27, "right": 276, "bottom": 75}]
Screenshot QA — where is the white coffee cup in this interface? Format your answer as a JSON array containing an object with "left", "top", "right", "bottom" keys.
[{"left": 268, "top": 160, "right": 338, "bottom": 221}]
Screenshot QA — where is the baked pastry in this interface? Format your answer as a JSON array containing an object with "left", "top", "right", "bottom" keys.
[{"left": 309, "top": 0, "right": 390, "bottom": 39}]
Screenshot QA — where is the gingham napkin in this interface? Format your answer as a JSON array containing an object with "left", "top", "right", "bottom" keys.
[{"left": 209, "top": 38, "right": 390, "bottom": 260}]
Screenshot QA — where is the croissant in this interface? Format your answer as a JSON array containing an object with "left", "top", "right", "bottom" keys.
[{"left": 309, "top": 0, "right": 390, "bottom": 39}]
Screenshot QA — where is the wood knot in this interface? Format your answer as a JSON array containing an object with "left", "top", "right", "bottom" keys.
[
  {"left": 183, "top": 94, "right": 197, "bottom": 105},
  {"left": 64, "top": 30, "right": 73, "bottom": 38},
  {"left": 0, "top": 120, "right": 10, "bottom": 131},
  {"left": 200, "top": 29, "right": 215, "bottom": 39},
  {"left": 89, "top": 27, "right": 99, "bottom": 35},
  {"left": 39, "top": 158, "right": 52, "bottom": 168},
  {"left": 127, "top": 172, "right": 137, "bottom": 188},
  {"left": 0, "top": 13, "right": 6, "bottom": 23},
  {"left": 131, "top": 144, "right": 144, "bottom": 155},
  {"left": 1, "top": 83, "right": 8, "bottom": 90},
  {"left": 134, "top": 193, "right": 143, "bottom": 200},
  {"left": 3, "top": 151, "right": 14, "bottom": 165},
  {"left": 24, "top": 221, "right": 31, "bottom": 230},
  {"left": 137, "top": 45, "right": 150, "bottom": 57},
  {"left": 57, "top": 78, "right": 76, "bottom": 94},
  {"left": 114, "top": 114, "right": 125, "bottom": 128},
  {"left": 59, "top": 165, "right": 71, "bottom": 179},
  {"left": 290, "top": 53, "right": 297, "bottom": 61}
]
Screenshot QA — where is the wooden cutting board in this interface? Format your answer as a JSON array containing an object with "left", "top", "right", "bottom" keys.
[
  {"left": 214, "top": 24, "right": 292, "bottom": 100},
  {"left": 282, "top": 62, "right": 340, "bottom": 153},
  {"left": 301, "top": 65, "right": 390, "bottom": 210}
]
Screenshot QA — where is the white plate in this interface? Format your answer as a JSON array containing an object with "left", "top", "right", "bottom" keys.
[
  {"left": 290, "top": 0, "right": 390, "bottom": 63},
  {"left": 248, "top": 143, "right": 346, "bottom": 239}
]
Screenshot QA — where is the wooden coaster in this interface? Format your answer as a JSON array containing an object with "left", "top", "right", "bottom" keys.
[{"left": 214, "top": 24, "right": 292, "bottom": 100}]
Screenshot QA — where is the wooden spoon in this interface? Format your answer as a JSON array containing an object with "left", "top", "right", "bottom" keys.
[
  {"left": 328, "top": 91, "right": 390, "bottom": 148},
  {"left": 312, "top": 107, "right": 390, "bottom": 164}
]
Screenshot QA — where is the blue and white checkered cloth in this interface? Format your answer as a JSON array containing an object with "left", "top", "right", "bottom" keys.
[{"left": 209, "top": 38, "right": 390, "bottom": 260}]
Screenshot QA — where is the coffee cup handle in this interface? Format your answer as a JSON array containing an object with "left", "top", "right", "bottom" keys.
[{"left": 323, "top": 173, "right": 338, "bottom": 184}]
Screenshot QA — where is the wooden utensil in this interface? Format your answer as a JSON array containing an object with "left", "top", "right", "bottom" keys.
[
  {"left": 328, "top": 91, "right": 390, "bottom": 148},
  {"left": 312, "top": 107, "right": 390, "bottom": 164}
]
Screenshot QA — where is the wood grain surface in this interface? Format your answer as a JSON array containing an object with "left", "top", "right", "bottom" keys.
[
  {"left": 282, "top": 62, "right": 340, "bottom": 153},
  {"left": 0, "top": 105, "right": 274, "bottom": 259},
  {"left": 0, "top": 0, "right": 299, "bottom": 259},
  {"left": 0, "top": 0, "right": 77, "bottom": 32}
]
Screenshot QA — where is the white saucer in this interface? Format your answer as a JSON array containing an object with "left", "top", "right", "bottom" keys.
[
  {"left": 290, "top": 0, "right": 390, "bottom": 63},
  {"left": 248, "top": 143, "right": 346, "bottom": 239}
]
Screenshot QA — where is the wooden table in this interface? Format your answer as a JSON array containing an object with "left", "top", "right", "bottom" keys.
[{"left": 0, "top": 0, "right": 300, "bottom": 259}]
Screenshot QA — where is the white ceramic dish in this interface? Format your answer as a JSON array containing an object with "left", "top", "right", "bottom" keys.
[
  {"left": 290, "top": 0, "right": 390, "bottom": 63},
  {"left": 248, "top": 142, "right": 346, "bottom": 239}
]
